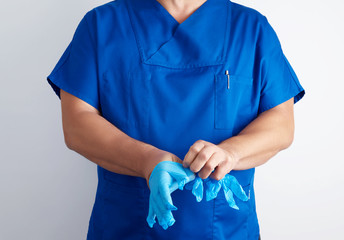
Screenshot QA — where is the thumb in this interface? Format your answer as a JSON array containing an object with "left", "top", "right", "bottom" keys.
[{"left": 171, "top": 154, "right": 183, "bottom": 164}]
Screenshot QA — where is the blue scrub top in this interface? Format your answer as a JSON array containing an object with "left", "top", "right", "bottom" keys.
[{"left": 47, "top": 0, "right": 305, "bottom": 239}]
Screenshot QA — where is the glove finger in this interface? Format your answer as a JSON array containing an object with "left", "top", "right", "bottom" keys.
[
  {"left": 158, "top": 179, "right": 178, "bottom": 211},
  {"left": 154, "top": 192, "right": 176, "bottom": 230},
  {"left": 184, "top": 171, "right": 198, "bottom": 191},
  {"left": 183, "top": 167, "right": 196, "bottom": 180},
  {"left": 146, "top": 194, "right": 157, "bottom": 228},
  {"left": 205, "top": 178, "right": 222, "bottom": 201},
  {"left": 192, "top": 177, "right": 204, "bottom": 202},
  {"left": 157, "top": 206, "right": 175, "bottom": 230},
  {"left": 184, "top": 178, "right": 195, "bottom": 191},
  {"left": 153, "top": 200, "right": 169, "bottom": 230},
  {"left": 222, "top": 183, "right": 239, "bottom": 210},
  {"left": 166, "top": 162, "right": 195, "bottom": 190},
  {"left": 225, "top": 175, "right": 249, "bottom": 201},
  {"left": 169, "top": 172, "right": 190, "bottom": 190}
]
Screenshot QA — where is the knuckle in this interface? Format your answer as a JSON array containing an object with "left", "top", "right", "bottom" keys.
[
  {"left": 203, "top": 163, "right": 214, "bottom": 172},
  {"left": 190, "top": 145, "right": 199, "bottom": 153},
  {"left": 198, "top": 151, "right": 208, "bottom": 161},
  {"left": 212, "top": 171, "right": 222, "bottom": 181},
  {"left": 213, "top": 174, "right": 222, "bottom": 181},
  {"left": 198, "top": 172, "right": 207, "bottom": 179},
  {"left": 189, "top": 164, "right": 199, "bottom": 173}
]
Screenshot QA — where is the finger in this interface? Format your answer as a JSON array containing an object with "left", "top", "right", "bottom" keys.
[
  {"left": 157, "top": 173, "right": 178, "bottom": 210},
  {"left": 153, "top": 192, "right": 175, "bottom": 230},
  {"left": 192, "top": 177, "right": 204, "bottom": 202},
  {"left": 157, "top": 192, "right": 176, "bottom": 229},
  {"left": 153, "top": 200, "right": 169, "bottom": 230},
  {"left": 171, "top": 154, "right": 183, "bottom": 164},
  {"left": 183, "top": 167, "right": 196, "bottom": 181},
  {"left": 222, "top": 181, "right": 239, "bottom": 210},
  {"left": 205, "top": 178, "right": 222, "bottom": 201},
  {"left": 146, "top": 194, "right": 156, "bottom": 228},
  {"left": 198, "top": 152, "right": 221, "bottom": 179},
  {"left": 189, "top": 145, "right": 214, "bottom": 173},
  {"left": 169, "top": 168, "right": 191, "bottom": 190},
  {"left": 167, "top": 162, "right": 196, "bottom": 190},
  {"left": 183, "top": 140, "right": 206, "bottom": 168},
  {"left": 210, "top": 160, "right": 230, "bottom": 181},
  {"left": 184, "top": 178, "right": 195, "bottom": 191},
  {"left": 224, "top": 175, "right": 249, "bottom": 201}
]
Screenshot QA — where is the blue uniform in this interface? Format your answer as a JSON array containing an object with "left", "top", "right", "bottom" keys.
[{"left": 46, "top": 0, "right": 305, "bottom": 239}]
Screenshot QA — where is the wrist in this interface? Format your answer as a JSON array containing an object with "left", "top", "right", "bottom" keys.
[
  {"left": 141, "top": 148, "right": 183, "bottom": 188},
  {"left": 141, "top": 147, "right": 167, "bottom": 183},
  {"left": 226, "top": 148, "right": 239, "bottom": 169},
  {"left": 218, "top": 141, "right": 241, "bottom": 169}
]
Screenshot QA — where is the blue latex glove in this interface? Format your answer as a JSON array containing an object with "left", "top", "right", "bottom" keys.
[
  {"left": 185, "top": 174, "right": 249, "bottom": 209},
  {"left": 147, "top": 161, "right": 195, "bottom": 230}
]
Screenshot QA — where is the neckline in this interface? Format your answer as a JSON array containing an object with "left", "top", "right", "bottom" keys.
[
  {"left": 152, "top": 0, "right": 211, "bottom": 26},
  {"left": 125, "top": 0, "right": 231, "bottom": 68}
]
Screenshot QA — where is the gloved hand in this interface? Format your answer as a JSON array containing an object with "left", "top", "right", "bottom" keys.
[
  {"left": 146, "top": 161, "right": 195, "bottom": 230},
  {"left": 185, "top": 174, "right": 249, "bottom": 209}
]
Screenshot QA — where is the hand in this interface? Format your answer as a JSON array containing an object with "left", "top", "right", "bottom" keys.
[
  {"left": 143, "top": 150, "right": 183, "bottom": 189},
  {"left": 185, "top": 174, "right": 249, "bottom": 209},
  {"left": 146, "top": 161, "right": 195, "bottom": 230},
  {"left": 183, "top": 140, "right": 238, "bottom": 180}
]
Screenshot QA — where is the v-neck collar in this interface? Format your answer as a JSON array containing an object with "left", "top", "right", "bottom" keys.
[{"left": 125, "top": 0, "right": 231, "bottom": 69}]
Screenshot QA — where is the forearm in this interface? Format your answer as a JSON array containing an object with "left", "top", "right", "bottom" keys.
[
  {"left": 63, "top": 111, "right": 161, "bottom": 179},
  {"left": 218, "top": 99, "right": 295, "bottom": 170}
]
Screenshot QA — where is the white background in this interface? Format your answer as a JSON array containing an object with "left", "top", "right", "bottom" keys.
[{"left": 0, "top": 0, "right": 343, "bottom": 239}]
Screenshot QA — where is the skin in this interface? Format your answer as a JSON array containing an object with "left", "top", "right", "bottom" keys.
[
  {"left": 60, "top": 0, "right": 295, "bottom": 187},
  {"left": 61, "top": 90, "right": 294, "bottom": 188},
  {"left": 183, "top": 97, "right": 295, "bottom": 180},
  {"left": 60, "top": 89, "right": 182, "bottom": 189},
  {"left": 156, "top": 0, "right": 208, "bottom": 24}
]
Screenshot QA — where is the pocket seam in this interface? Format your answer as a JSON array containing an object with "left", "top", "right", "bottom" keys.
[
  {"left": 214, "top": 74, "right": 253, "bottom": 130},
  {"left": 229, "top": 75, "right": 253, "bottom": 85},
  {"left": 103, "top": 172, "right": 145, "bottom": 194}
]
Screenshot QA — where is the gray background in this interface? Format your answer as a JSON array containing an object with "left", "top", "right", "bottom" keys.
[{"left": 1, "top": 0, "right": 343, "bottom": 239}]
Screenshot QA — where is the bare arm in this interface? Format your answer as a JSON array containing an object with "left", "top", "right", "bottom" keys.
[
  {"left": 60, "top": 89, "right": 181, "bottom": 185},
  {"left": 219, "top": 97, "right": 294, "bottom": 170},
  {"left": 183, "top": 98, "right": 295, "bottom": 180}
]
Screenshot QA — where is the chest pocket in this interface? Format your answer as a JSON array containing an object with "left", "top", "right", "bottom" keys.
[{"left": 214, "top": 73, "right": 254, "bottom": 132}]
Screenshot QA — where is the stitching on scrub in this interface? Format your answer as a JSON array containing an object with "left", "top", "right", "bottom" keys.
[
  {"left": 125, "top": 1, "right": 146, "bottom": 64},
  {"left": 127, "top": 1, "right": 228, "bottom": 68},
  {"left": 144, "top": 34, "right": 175, "bottom": 63},
  {"left": 258, "top": 51, "right": 304, "bottom": 114},
  {"left": 282, "top": 53, "right": 304, "bottom": 94},
  {"left": 84, "top": 10, "right": 101, "bottom": 108},
  {"left": 146, "top": 73, "right": 151, "bottom": 137},
  {"left": 144, "top": 0, "right": 180, "bottom": 63},
  {"left": 103, "top": 174, "right": 144, "bottom": 192},
  {"left": 258, "top": 89, "right": 299, "bottom": 114},
  {"left": 127, "top": 71, "right": 132, "bottom": 128},
  {"left": 241, "top": 182, "right": 251, "bottom": 188},
  {"left": 243, "top": 184, "right": 251, "bottom": 240},
  {"left": 221, "top": 0, "right": 230, "bottom": 63},
  {"left": 230, "top": 75, "right": 253, "bottom": 85},
  {"left": 211, "top": 197, "right": 215, "bottom": 240},
  {"left": 214, "top": 73, "right": 254, "bottom": 129},
  {"left": 50, "top": 75, "right": 100, "bottom": 110},
  {"left": 84, "top": 11, "right": 97, "bottom": 53},
  {"left": 155, "top": 0, "right": 180, "bottom": 26},
  {"left": 256, "top": 16, "right": 281, "bottom": 52},
  {"left": 145, "top": 60, "right": 225, "bottom": 69},
  {"left": 214, "top": 74, "right": 217, "bottom": 129}
]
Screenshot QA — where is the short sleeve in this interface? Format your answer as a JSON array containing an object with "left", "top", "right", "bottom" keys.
[
  {"left": 257, "top": 16, "right": 305, "bottom": 114},
  {"left": 46, "top": 10, "right": 100, "bottom": 111}
]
